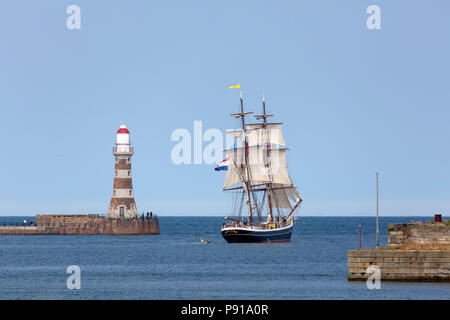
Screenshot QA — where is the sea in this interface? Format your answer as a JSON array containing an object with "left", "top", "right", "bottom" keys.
[{"left": 0, "top": 216, "right": 448, "bottom": 300}]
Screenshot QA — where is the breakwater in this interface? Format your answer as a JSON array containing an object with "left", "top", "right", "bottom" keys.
[
  {"left": 348, "top": 219, "right": 450, "bottom": 282},
  {"left": 348, "top": 249, "right": 450, "bottom": 282},
  {"left": 0, "top": 214, "right": 159, "bottom": 235}
]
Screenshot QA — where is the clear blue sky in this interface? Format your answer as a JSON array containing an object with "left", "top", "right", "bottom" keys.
[{"left": 1, "top": 0, "right": 449, "bottom": 216}]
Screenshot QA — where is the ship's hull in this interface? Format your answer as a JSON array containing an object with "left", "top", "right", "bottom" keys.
[{"left": 221, "top": 224, "right": 293, "bottom": 243}]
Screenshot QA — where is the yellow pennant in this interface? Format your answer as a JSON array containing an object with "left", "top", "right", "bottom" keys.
[{"left": 226, "top": 84, "right": 240, "bottom": 89}]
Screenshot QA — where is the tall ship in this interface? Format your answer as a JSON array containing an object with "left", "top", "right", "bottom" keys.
[{"left": 219, "top": 92, "right": 302, "bottom": 243}]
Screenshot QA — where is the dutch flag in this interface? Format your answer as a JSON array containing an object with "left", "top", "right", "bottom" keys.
[{"left": 215, "top": 157, "right": 229, "bottom": 171}]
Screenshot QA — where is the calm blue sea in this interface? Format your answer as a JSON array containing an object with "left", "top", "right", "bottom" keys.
[{"left": 0, "top": 216, "right": 448, "bottom": 300}]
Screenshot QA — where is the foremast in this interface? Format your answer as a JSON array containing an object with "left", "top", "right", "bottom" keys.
[{"left": 230, "top": 90, "right": 254, "bottom": 225}]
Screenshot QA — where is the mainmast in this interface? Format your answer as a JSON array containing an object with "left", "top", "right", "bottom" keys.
[
  {"left": 253, "top": 95, "right": 303, "bottom": 223},
  {"left": 259, "top": 95, "right": 274, "bottom": 223}
]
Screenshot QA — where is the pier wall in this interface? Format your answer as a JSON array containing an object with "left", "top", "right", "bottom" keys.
[
  {"left": 0, "top": 226, "right": 43, "bottom": 235},
  {"left": 348, "top": 249, "right": 450, "bottom": 282},
  {"left": 388, "top": 223, "right": 450, "bottom": 247},
  {"left": 0, "top": 215, "right": 160, "bottom": 235}
]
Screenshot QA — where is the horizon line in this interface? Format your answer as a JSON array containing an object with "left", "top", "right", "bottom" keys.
[{"left": 0, "top": 215, "right": 442, "bottom": 218}]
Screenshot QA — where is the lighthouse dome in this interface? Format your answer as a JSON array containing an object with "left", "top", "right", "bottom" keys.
[
  {"left": 116, "top": 124, "right": 130, "bottom": 145},
  {"left": 117, "top": 124, "right": 130, "bottom": 134}
]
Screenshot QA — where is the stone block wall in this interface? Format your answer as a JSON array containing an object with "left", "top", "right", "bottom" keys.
[
  {"left": 0, "top": 215, "right": 160, "bottom": 235},
  {"left": 0, "top": 226, "right": 42, "bottom": 235},
  {"left": 388, "top": 223, "right": 450, "bottom": 247},
  {"left": 348, "top": 249, "right": 450, "bottom": 282}
]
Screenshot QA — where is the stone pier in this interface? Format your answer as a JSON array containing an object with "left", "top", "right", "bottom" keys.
[
  {"left": 388, "top": 223, "right": 450, "bottom": 248},
  {"left": 348, "top": 219, "right": 450, "bottom": 282},
  {"left": 348, "top": 249, "right": 450, "bottom": 282},
  {"left": 0, "top": 214, "right": 160, "bottom": 235}
]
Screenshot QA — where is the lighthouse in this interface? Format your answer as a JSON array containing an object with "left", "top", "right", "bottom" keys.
[{"left": 106, "top": 123, "right": 139, "bottom": 219}]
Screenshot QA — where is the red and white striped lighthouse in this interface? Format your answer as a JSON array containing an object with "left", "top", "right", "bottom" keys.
[{"left": 106, "top": 123, "right": 139, "bottom": 218}]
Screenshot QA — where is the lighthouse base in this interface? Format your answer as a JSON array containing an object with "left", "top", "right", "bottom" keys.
[{"left": 0, "top": 214, "right": 160, "bottom": 235}]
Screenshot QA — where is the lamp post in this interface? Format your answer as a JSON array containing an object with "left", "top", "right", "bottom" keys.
[
  {"left": 359, "top": 224, "right": 362, "bottom": 250},
  {"left": 376, "top": 171, "right": 379, "bottom": 249}
]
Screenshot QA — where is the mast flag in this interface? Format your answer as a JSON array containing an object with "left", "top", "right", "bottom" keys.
[
  {"left": 215, "top": 158, "right": 230, "bottom": 171},
  {"left": 227, "top": 84, "right": 241, "bottom": 89}
]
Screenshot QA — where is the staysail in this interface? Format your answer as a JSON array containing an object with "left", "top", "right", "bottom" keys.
[{"left": 268, "top": 186, "right": 302, "bottom": 209}]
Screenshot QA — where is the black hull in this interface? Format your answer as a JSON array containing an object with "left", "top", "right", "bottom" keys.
[{"left": 221, "top": 225, "right": 293, "bottom": 243}]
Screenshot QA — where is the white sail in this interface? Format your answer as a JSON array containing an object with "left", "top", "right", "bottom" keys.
[
  {"left": 227, "top": 129, "right": 244, "bottom": 139},
  {"left": 223, "top": 148, "right": 244, "bottom": 188},
  {"left": 224, "top": 165, "right": 243, "bottom": 188},
  {"left": 247, "top": 147, "right": 267, "bottom": 186},
  {"left": 285, "top": 185, "right": 302, "bottom": 203},
  {"left": 224, "top": 147, "right": 268, "bottom": 187},
  {"left": 248, "top": 147, "right": 292, "bottom": 186},
  {"left": 246, "top": 123, "right": 286, "bottom": 147},
  {"left": 269, "top": 188, "right": 292, "bottom": 209},
  {"left": 223, "top": 147, "right": 293, "bottom": 187},
  {"left": 268, "top": 148, "right": 292, "bottom": 185}
]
